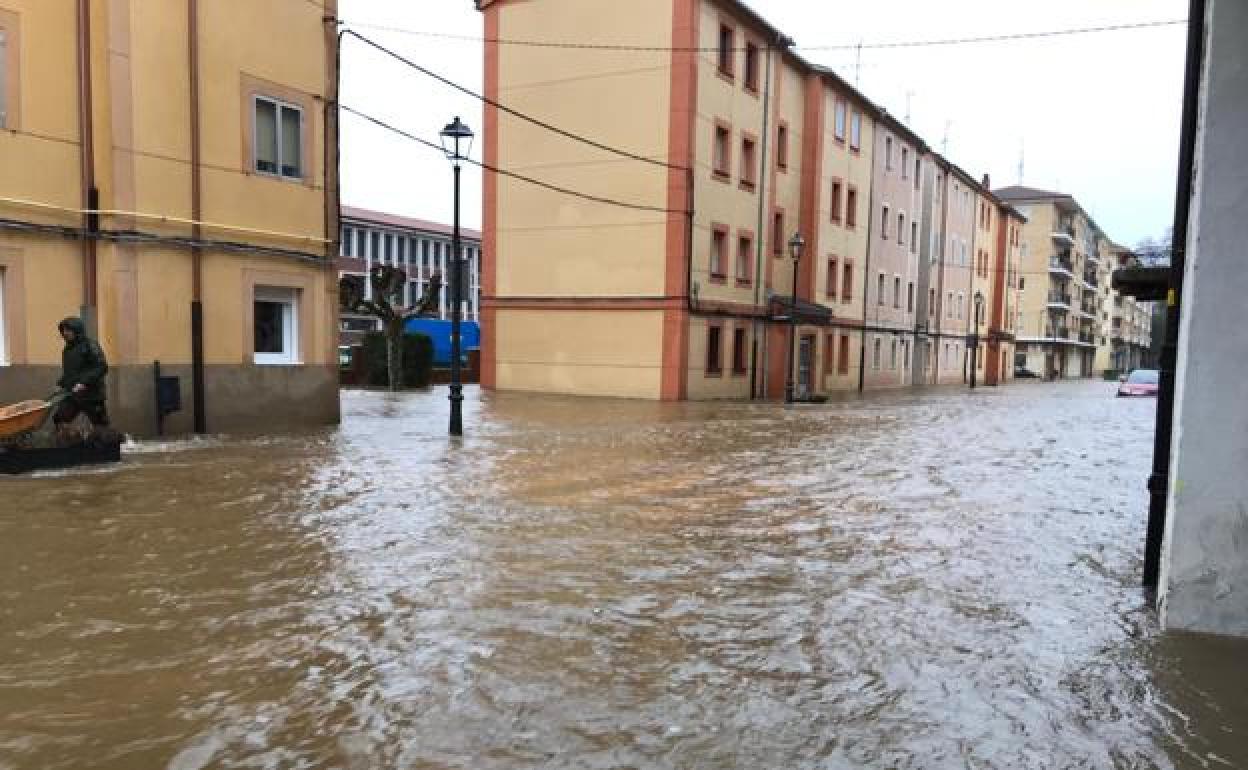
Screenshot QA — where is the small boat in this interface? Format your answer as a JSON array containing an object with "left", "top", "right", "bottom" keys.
[{"left": 0, "top": 400, "right": 52, "bottom": 439}]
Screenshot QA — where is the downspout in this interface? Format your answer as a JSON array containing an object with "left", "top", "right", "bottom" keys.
[
  {"left": 932, "top": 162, "right": 949, "bottom": 385},
  {"left": 188, "top": 0, "right": 206, "bottom": 433},
  {"left": 857, "top": 118, "right": 877, "bottom": 393},
  {"left": 75, "top": 0, "right": 97, "bottom": 332},
  {"left": 749, "top": 40, "right": 776, "bottom": 399},
  {"left": 1143, "top": 0, "right": 1205, "bottom": 591}
]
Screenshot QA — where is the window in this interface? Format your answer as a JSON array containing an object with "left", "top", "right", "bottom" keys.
[
  {"left": 893, "top": 276, "right": 901, "bottom": 309},
  {"left": 890, "top": 339, "right": 898, "bottom": 370},
  {"left": 254, "top": 287, "right": 299, "bottom": 365},
  {"left": 718, "top": 24, "right": 734, "bottom": 77},
  {"left": 957, "top": 292, "right": 964, "bottom": 320},
  {"left": 772, "top": 210, "right": 784, "bottom": 256},
  {"left": 914, "top": 157, "right": 921, "bottom": 190},
  {"left": 340, "top": 227, "right": 354, "bottom": 257},
  {"left": 842, "top": 262, "right": 853, "bottom": 302},
  {"left": 885, "top": 136, "right": 893, "bottom": 170},
  {"left": 713, "top": 124, "right": 731, "bottom": 178},
  {"left": 830, "top": 179, "right": 843, "bottom": 223},
  {"left": 0, "top": 266, "right": 7, "bottom": 365},
  {"left": 881, "top": 205, "right": 890, "bottom": 238},
  {"left": 253, "top": 95, "right": 303, "bottom": 179},
  {"left": 706, "top": 325, "right": 723, "bottom": 374},
  {"left": 740, "top": 135, "right": 757, "bottom": 188},
  {"left": 877, "top": 272, "right": 885, "bottom": 306},
  {"left": 850, "top": 111, "right": 862, "bottom": 150},
  {"left": 898, "top": 213, "right": 906, "bottom": 245},
  {"left": 776, "top": 122, "right": 789, "bottom": 170},
  {"left": 732, "top": 328, "right": 748, "bottom": 374},
  {"left": 901, "top": 147, "right": 909, "bottom": 178},
  {"left": 0, "top": 13, "right": 18, "bottom": 130},
  {"left": 744, "top": 42, "right": 760, "bottom": 92},
  {"left": 907, "top": 282, "right": 914, "bottom": 313},
  {"left": 370, "top": 231, "right": 381, "bottom": 261},
  {"left": 846, "top": 187, "right": 858, "bottom": 227},
  {"left": 736, "top": 233, "right": 752, "bottom": 284},
  {"left": 838, "top": 334, "right": 851, "bottom": 375},
  {"left": 826, "top": 257, "right": 838, "bottom": 298},
  {"left": 946, "top": 291, "right": 953, "bottom": 319},
  {"left": 872, "top": 337, "right": 882, "bottom": 370},
  {"left": 710, "top": 227, "right": 727, "bottom": 280},
  {"left": 929, "top": 288, "right": 935, "bottom": 317},
  {"left": 834, "top": 100, "right": 847, "bottom": 142},
  {"left": 903, "top": 340, "right": 910, "bottom": 369}
]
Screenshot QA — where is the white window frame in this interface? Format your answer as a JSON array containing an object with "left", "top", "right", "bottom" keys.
[
  {"left": 253, "top": 286, "right": 300, "bottom": 365},
  {"left": 0, "top": 266, "right": 7, "bottom": 366},
  {"left": 252, "top": 94, "right": 304, "bottom": 181}
]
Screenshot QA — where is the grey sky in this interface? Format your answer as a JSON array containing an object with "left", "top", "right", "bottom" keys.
[{"left": 339, "top": 0, "right": 1187, "bottom": 247}]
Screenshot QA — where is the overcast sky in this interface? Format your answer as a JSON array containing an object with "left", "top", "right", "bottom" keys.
[{"left": 339, "top": 0, "right": 1187, "bottom": 247}]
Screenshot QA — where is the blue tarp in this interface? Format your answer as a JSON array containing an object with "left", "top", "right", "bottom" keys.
[{"left": 404, "top": 318, "right": 480, "bottom": 365}]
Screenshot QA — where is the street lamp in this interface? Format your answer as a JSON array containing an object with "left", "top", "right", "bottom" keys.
[
  {"left": 784, "top": 231, "right": 805, "bottom": 404},
  {"left": 440, "top": 116, "right": 474, "bottom": 437},
  {"left": 970, "top": 289, "right": 984, "bottom": 389}
]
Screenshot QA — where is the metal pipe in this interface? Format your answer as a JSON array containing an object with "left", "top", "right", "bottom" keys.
[
  {"left": 449, "top": 162, "right": 464, "bottom": 436},
  {"left": 785, "top": 255, "right": 798, "bottom": 402},
  {"left": 1143, "top": 0, "right": 1206, "bottom": 591},
  {"left": 188, "top": 0, "right": 206, "bottom": 434},
  {"left": 75, "top": 0, "right": 97, "bottom": 321},
  {"left": 857, "top": 132, "right": 879, "bottom": 393}
]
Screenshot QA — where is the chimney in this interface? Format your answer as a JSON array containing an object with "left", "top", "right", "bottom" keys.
[{"left": 982, "top": 173, "right": 991, "bottom": 189}]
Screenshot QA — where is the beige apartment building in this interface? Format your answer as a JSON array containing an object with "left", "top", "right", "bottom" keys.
[
  {"left": 480, "top": 0, "right": 1032, "bottom": 400},
  {"left": 0, "top": 1, "right": 339, "bottom": 435},
  {"left": 995, "top": 186, "right": 1106, "bottom": 379}
]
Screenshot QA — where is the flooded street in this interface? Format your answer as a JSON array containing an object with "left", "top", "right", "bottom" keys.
[{"left": 1, "top": 381, "right": 1246, "bottom": 769}]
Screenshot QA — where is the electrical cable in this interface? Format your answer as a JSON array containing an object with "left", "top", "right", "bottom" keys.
[
  {"left": 341, "top": 30, "right": 687, "bottom": 172},
  {"left": 339, "top": 104, "right": 685, "bottom": 215}
]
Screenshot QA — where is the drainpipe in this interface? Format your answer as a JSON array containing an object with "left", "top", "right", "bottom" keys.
[
  {"left": 188, "top": 0, "right": 206, "bottom": 433},
  {"left": 932, "top": 162, "right": 949, "bottom": 385},
  {"left": 857, "top": 120, "right": 878, "bottom": 393},
  {"left": 1143, "top": 0, "right": 1205, "bottom": 591},
  {"left": 75, "top": 0, "right": 97, "bottom": 333},
  {"left": 749, "top": 40, "right": 776, "bottom": 399}
]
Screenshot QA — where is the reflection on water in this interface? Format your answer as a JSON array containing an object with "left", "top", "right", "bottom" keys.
[{"left": 1, "top": 383, "right": 1245, "bottom": 769}]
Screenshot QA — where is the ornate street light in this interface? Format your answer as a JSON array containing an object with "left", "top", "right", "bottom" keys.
[
  {"left": 440, "top": 116, "right": 474, "bottom": 436},
  {"left": 784, "top": 232, "right": 806, "bottom": 404}
]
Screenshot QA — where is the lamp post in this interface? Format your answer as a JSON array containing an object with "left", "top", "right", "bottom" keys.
[
  {"left": 440, "top": 116, "right": 474, "bottom": 437},
  {"left": 970, "top": 289, "right": 984, "bottom": 389},
  {"left": 784, "top": 232, "right": 805, "bottom": 404}
]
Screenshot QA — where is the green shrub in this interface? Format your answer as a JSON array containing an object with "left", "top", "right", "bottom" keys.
[{"left": 361, "top": 332, "right": 434, "bottom": 388}]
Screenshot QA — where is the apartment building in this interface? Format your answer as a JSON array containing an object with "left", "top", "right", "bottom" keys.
[
  {"left": 337, "top": 206, "right": 482, "bottom": 346},
  {"left": 987, "top": 200, "right": 1026, "bottom": 386},
  {"left": 0, "top": 1, "right": 339, "bottom": 434},
  {"left": 995, "top": 186, "right": 1105, "bottom": 379},
  {"left": 479, "top": 0, "right": 1029, "bottom": 400}
]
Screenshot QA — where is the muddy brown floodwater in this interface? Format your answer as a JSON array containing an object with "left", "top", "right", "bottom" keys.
[{"left": 1, "top": 382, "right": 1246, "bottom": 769}]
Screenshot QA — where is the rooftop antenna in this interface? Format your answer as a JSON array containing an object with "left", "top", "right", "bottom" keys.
[
  {"left": 941, "top": 120, "right": 952, "bottom": 155},
  {"left": 855, "top": 41, "right": 863, "bottom": 88},
  {"left": 905, "top": 90, "right": 914, "bottom": 125},
  {"left": 1017, "top": 139, "right": 1025, "bottom": 185}
]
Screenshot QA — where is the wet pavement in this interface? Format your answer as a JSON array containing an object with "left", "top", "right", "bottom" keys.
[{"left": 1, "top": 381, "right": 1246, "bottom": 769}]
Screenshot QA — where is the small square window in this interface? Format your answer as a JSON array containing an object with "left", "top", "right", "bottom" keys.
[
  {"left": 776, "top": 123, "right": 789, "bottom": 170},
  {"left": 713, "top": 124, "right": 731, "bottom": 178},
  {"left": 254, "top": 95, "right": 303, "bottom": 180},
  {"left": 254, "top": 286, "right": 299, "bottom": 365},
  {"left": 744, "top": 42, "right": 759, "bottom": 92},
  {"left": 706, "top": 325, "right": 723, "bottom": 374},
  {"left": 850, "top": 111, "right": 862, "bottom": 150},
  {"left": 736, "top": 234, "right": 753, "bottom": 284},
  {"left": 732, "top": 328, "right": 748, "bottom": 374},
  {"left": 718, "top": 25, "right": 735, "bottom": 77},
  {"left": 740, "top": 136, "right": 757, "bottom": 188},
  {"left": 834, "top": 100, "right": 847, "bottom": 142}
]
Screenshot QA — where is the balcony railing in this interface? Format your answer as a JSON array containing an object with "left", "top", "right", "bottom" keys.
[
  {"left": 1052, "top": 221, "right": 1076, "bottom": 242},
  {"left": 1046, "top": 326, "right": 1071, "bottom": 339},
  {"left": 1048, "top": 291, "right": 1073, "bottom": 307},
  {"left": 1079, "top": 331, "right": 1094, "bottom": 344},
  {"left": 1049, "top": 255, "right": 1074, "bottom": 274},
  {"left": 1083, "top": 270, "right": 1098, "bottom": 287}
]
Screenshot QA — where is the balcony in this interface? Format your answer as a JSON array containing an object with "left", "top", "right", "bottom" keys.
[
  {"left": 1079, "top": 331, "right": 1095, "bottom": 344},
  {"left": 1047, "top": 291, "right": 1073, "bottom": 309},
  {"left": 1052, "top": 221, "right": 1076, "bottom": 245},
  {"left": 1083, "top": 270, "right": 1099, "bottom": 287},
  {"left": 1049, "top": 255, "right": 1074, "bottom": 277},
  {"left": 1045, "top": 326, "right": 1071, "bottom": 340}
]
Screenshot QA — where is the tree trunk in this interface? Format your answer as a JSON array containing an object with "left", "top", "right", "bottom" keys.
[{"left": 386, "top": 331, "right": 401, "bottom": 391}]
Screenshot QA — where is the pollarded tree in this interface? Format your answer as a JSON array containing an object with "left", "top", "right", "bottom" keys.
[{"left": 340, "top": 265, "right": 443, "bottom": 391}]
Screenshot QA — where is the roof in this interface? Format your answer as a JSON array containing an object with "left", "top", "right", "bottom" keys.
[
  {"left": 342, "top": 205, "right": 482, "bottom": 242},
  {"left": 993, "top": 185, "right": 1073, "bottom": 202}
]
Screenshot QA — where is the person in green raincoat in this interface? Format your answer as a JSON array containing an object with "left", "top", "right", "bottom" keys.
[{"left": 54, "top": 317, "right": 110, "bottom": 427}]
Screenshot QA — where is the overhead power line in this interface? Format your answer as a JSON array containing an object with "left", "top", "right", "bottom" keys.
[
  {"left": 335, "top": 18, "right": 1184, "bottom": 53},
  {"left": 339, "top": 105, "right": 684, "bottom": 215},
  {"left": 341, "top": 30, "right": 685, "bottom": 172}
]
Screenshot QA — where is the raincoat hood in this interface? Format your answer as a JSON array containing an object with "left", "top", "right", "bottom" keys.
[{"left": 58, "top": 317, "right": 87, "bottom": 339}]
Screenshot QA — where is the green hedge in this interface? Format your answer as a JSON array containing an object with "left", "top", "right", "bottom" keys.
[{"left": 361, "top": 331, "right": 434, "bottom": 388}]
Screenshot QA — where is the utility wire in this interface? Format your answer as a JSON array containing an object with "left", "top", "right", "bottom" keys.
[
  {"left": 341, "top": 30, "right": 686, "bottom": 172},
  {"left": 339, "top": 104, "right": 684, "bottom": 215},
  {"left": 335, "top": 18, "right": 1184, "bottom": 53}
]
